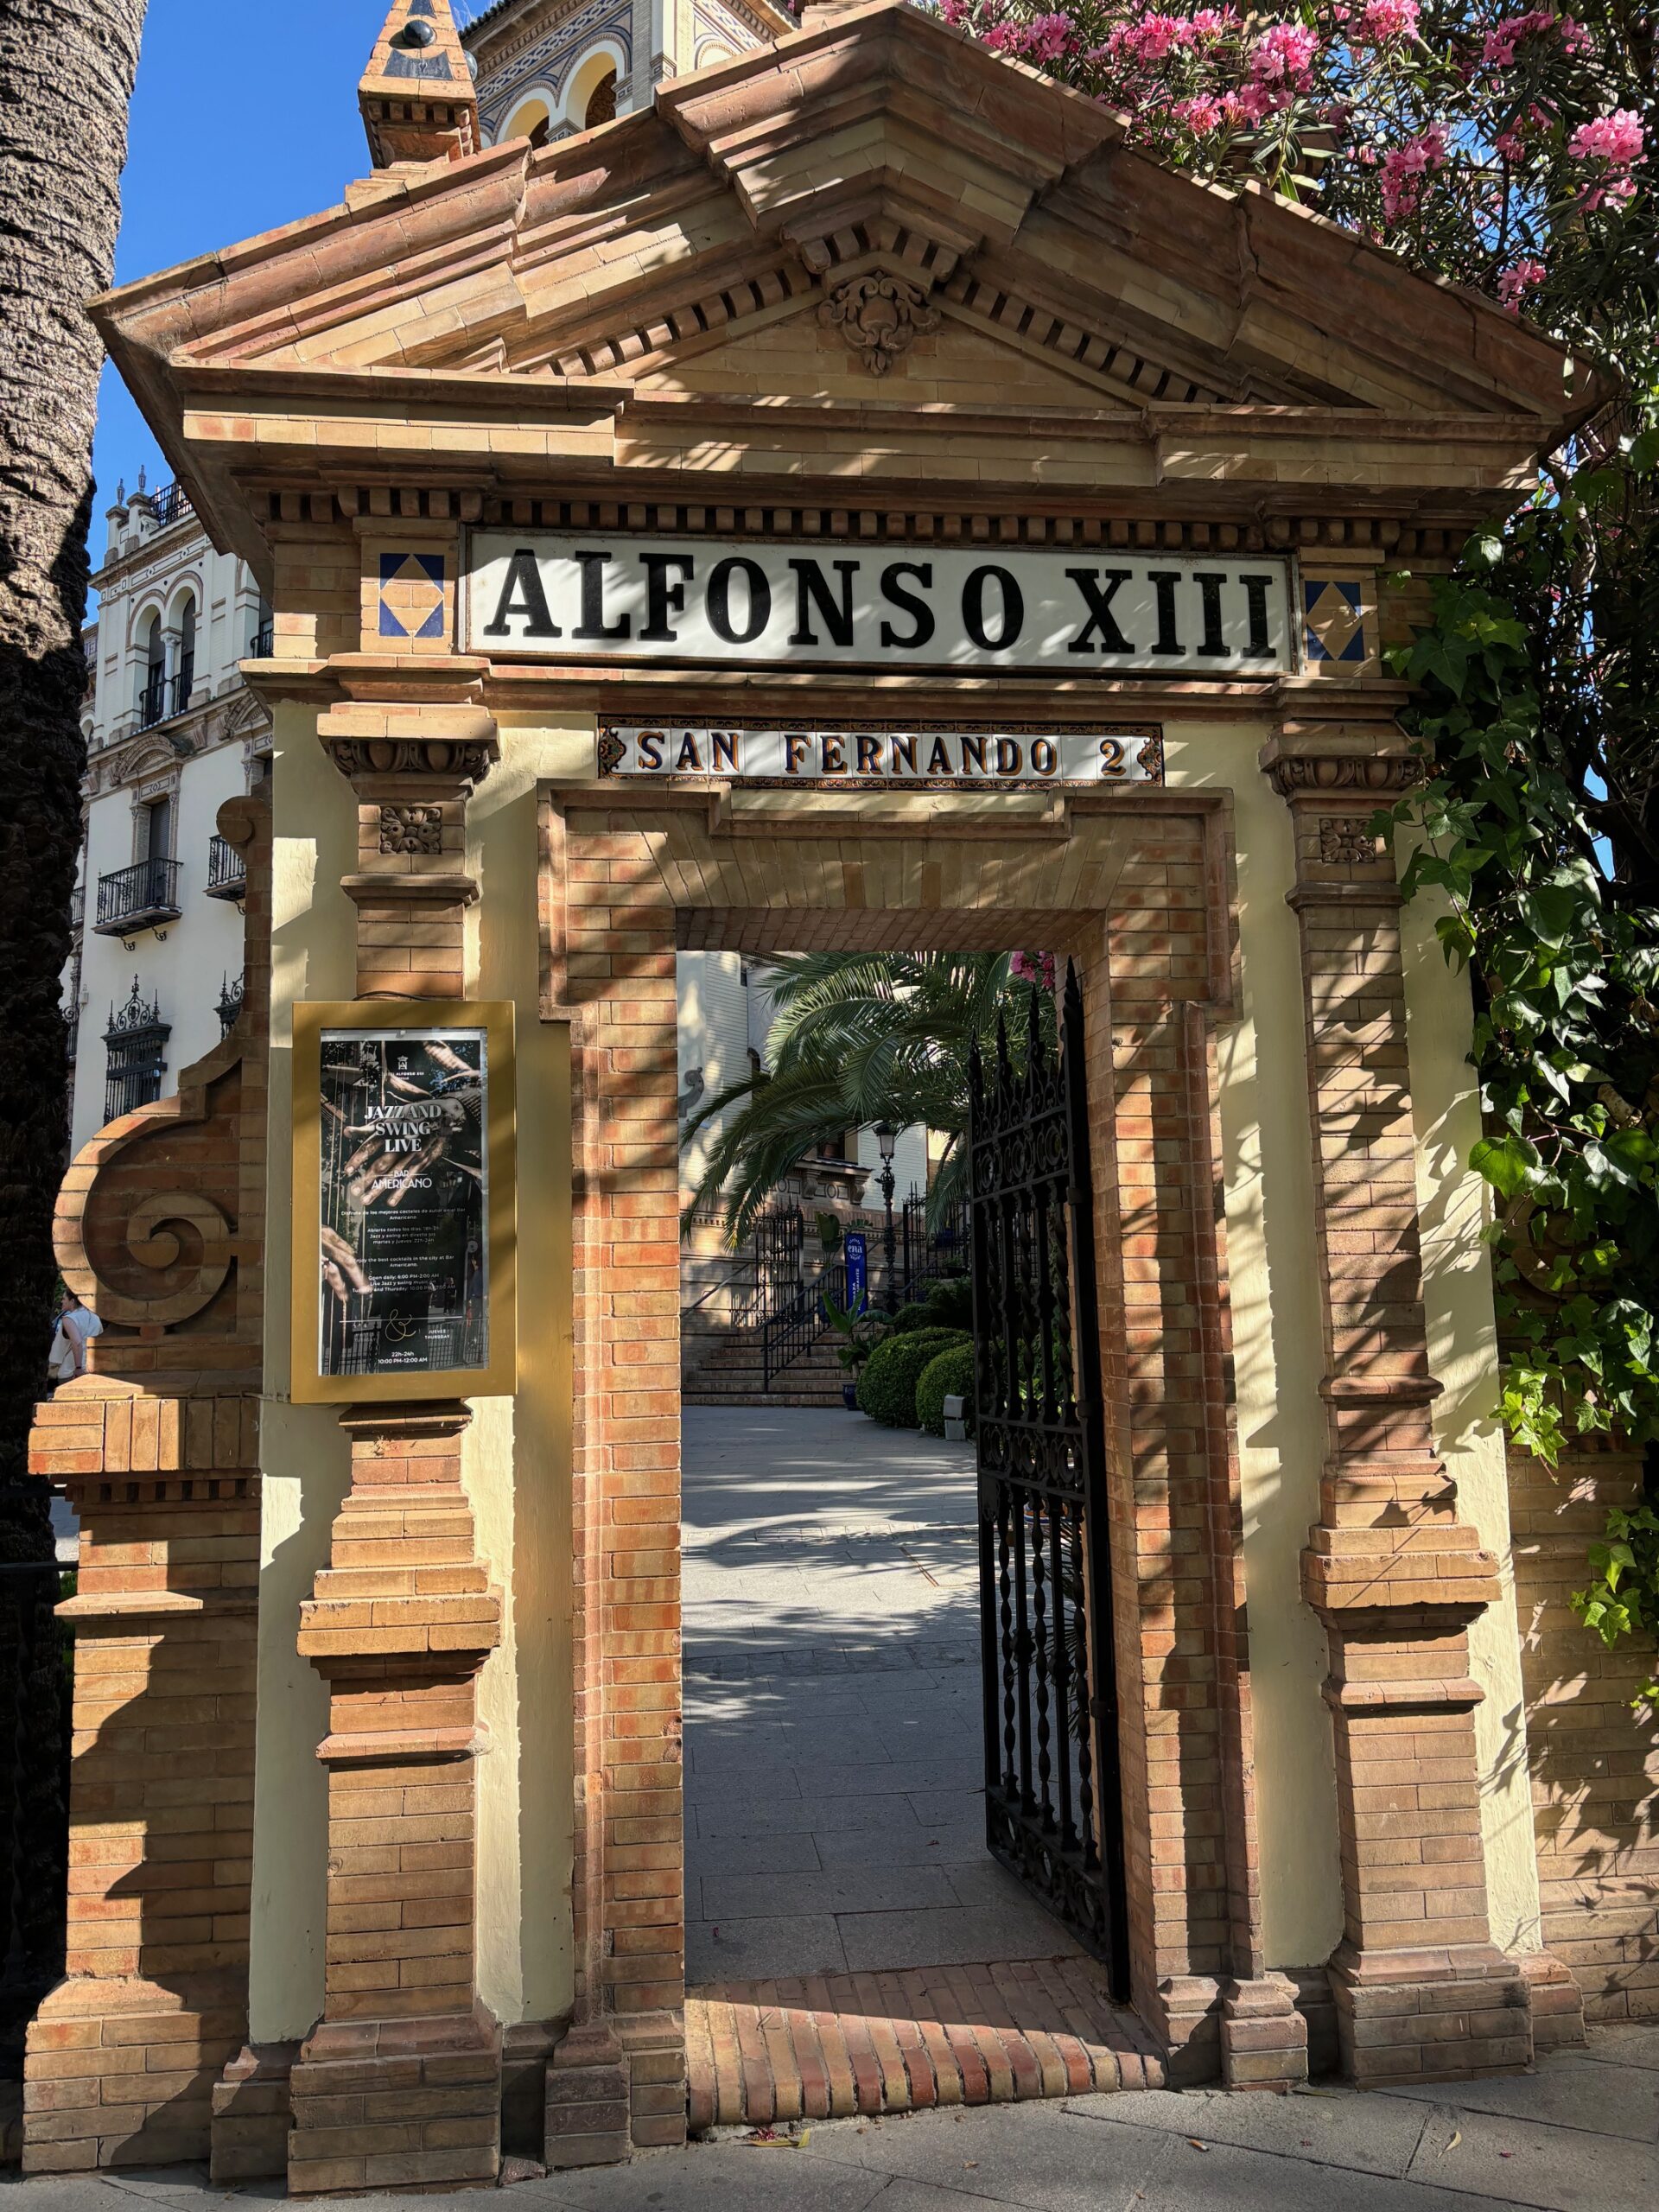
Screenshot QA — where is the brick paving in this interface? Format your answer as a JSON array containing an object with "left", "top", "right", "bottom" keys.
[
  {"left": 682, "top": 1408, "right": 1146, "bottom": 2125},
  {"left": 686, "top": 1960, "right": 1161, "bottom": 2128}
]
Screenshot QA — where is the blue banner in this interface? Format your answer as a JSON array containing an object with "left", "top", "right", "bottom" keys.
[{"left": 843, "top": 1233, "right": 868, "bottom": 1312}]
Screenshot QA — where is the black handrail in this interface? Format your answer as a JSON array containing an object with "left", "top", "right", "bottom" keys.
[
  {"left": 249, "top": 620, "right": 274, "bottom": 658},
  {"left": 761, "top": 1273, "right": 829, "bottom": 1391}
]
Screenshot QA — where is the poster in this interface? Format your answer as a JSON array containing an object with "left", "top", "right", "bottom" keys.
[{"left": 316, "top": 1024, "right": 489, "bottom": 1380}]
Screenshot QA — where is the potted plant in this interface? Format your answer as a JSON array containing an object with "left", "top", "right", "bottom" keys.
[{"left": 823, "top": 1287, "right": 882, "bottom": 1408}]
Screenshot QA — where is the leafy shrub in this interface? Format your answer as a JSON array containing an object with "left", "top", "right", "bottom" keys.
[
  {"left": 857, "top": 1329, "right": 968, "bottom": 1428},
  {"left": 917, "top": 1344, "right": 976, "bottom": 1439},
  {"left": 887, "top": 1301, "right": 941, "bottom": 1336},
  {"left": 921, "top": 1275, "right": 974, "bottom": 1332},
  {"left": 885, "top": 1277, "right": 974, "bottom": 1338}
]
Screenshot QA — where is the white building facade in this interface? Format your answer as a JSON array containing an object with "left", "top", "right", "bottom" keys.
[{"left": 67, "top": 481, "right": 272, "bottom": 1160}]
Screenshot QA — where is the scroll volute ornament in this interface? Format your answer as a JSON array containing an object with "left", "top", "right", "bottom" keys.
[
  {"left": 819, "top": 271, "right": 939, "bottom": 375},
  {"left": 55, "top": 787, "right": 270, "bottom": 1368}
]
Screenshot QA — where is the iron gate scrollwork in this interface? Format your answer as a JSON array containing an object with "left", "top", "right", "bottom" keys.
[{"left": 969, "top": 961, "right": 1129, "bottom": 1991}]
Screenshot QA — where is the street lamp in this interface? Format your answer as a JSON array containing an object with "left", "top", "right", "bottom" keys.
[{"left": 874, "top": 1120, "right": 899, "bottom": 1310}]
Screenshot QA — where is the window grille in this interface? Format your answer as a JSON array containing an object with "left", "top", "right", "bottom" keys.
[
  {"left": 217, "top": 973, "right": 245, "bottom": 1037},
  {"left": 103, "top": 979, "right": 169, "bottom": 1122}
]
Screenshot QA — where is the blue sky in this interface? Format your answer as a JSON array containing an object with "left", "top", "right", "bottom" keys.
[{"left": 93, "top": 3, "right": 474, "bottom": 501}]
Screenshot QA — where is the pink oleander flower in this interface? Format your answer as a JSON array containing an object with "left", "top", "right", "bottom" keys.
[
  {"left": 1494, "top": 128, "right": 1527, "bottom": 161},
  {"left": 1496, "top": 258, "right": 1547, "bottom": 310},
  {"left": 1015, "top": 10, "right": 1077, "bottom": 60},
  {"left": 1011, "top": 951, "right": 1057, "bottom": 991},
  {"left": 1230, "top": 80, "right": 1277, "bottom": 124},
  {"left": 1482, "top": 11, "right": 1555, "bottom": 69},
  {"left": 1346, "top": 0, "right": 1419, "bottom": 46},
  {"left": 1250, "top": 19, "right": 1319, "bottom": 85},
  {"left": 1569, "top": 109, "right": 1648, "bottom": 168},
  {"left": 1379, "top": 122, "right": 1448, "bottom": 221},
  {"left": 1108, "top": 11, "right": 1185, "bottom": 65},
  {"left": 1173, "top": 92, "right": 1226, "bottom": 135}
]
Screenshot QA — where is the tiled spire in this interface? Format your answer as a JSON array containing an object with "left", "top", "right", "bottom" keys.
[{"left": 359, "top": 0, "right": 479, "bottom": 168}]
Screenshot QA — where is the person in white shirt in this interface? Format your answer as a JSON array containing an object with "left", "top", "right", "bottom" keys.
[{"left": 50, "top": 1290, "right": 103, "bottom": 1388}]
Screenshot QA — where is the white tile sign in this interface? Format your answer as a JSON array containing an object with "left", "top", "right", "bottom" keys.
[
  {"left": 597, "top": 725, "right": 1163, "bottom": 787},
  {"left": 468, "top": 531, "right": 1294, "bottom": 675}
]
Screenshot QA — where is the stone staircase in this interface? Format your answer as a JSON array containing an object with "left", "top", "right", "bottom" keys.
[{"left": 682, "top": 1325, "right": 850, "bottom": 1410}]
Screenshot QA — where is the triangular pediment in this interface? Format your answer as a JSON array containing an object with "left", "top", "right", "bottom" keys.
[{"left": 94, "top": 0, "right": 1594, "bottom": 561}]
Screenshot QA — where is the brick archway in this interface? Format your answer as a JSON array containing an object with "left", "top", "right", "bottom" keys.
[{"left": 539, "top": 782, "right": 1262, "bottom": 2157}]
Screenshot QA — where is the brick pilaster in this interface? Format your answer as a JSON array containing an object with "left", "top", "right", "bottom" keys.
[
  {"left": 23, "top": 788, "right": 272, "bottom": 2176},
  {"left": 288, "top": 1405, "right": 503, "bottom": 2195},
  {"left": 285, "top": 707, "right": 508, "bottom": 2195},
  {"left": 1266, "top": 720, "right": 1529, "bottom": 2084}
]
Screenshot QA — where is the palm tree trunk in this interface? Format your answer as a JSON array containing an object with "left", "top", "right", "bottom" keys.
[{"left": 0, "top": 0, "right": 149, "bottom": 2052}]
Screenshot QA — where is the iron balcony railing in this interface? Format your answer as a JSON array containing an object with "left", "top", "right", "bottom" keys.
[
  {"left": 249, "top": 620, "right": 274, "bottom": 658},
  {"left": 150, "top": 481, "right": 191, "bottom": 528},
  {"left": 137, "top": 666, "right": 192, "bottom": 730},
  {"left": 94, "top": 858, "right": 183, "bottom": 935},
  {"left": 205, "top": 835, "right": 247, "bottom": 901}
]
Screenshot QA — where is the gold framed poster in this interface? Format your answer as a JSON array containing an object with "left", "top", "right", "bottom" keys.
[{"left": 291, "top": 1001, "right": 517, "bottom": 1403}]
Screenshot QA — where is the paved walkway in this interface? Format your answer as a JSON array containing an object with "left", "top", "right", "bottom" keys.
[
  {"left": 6, "top": 2025, "right": 1653, "bottom": 2210},
  {"left": 682, "top": 1406, "right": 1086, "bottom": 1986}
]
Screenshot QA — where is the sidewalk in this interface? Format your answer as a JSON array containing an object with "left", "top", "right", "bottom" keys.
[{"left": 5, "top": 2024, "right": 1655, "bottom": 2212}]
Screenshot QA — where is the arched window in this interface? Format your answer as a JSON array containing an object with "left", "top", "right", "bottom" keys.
[
  {"left": 139, "top": 613, "right": 165, "bottom": 726},
  {"left": 566, "top": 48, "right": 622, "bottom": 133},
  {"left": 505, "top": 96, "right": 552, "bottom": 147},
  {"left": 584, "top": 67, "right": 617, "bottom": 129},
  {"left": 177, "top": 596, "right": 197, "bottom": 700}
]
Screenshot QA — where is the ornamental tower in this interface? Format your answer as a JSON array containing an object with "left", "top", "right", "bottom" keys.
[{"left": 461, "top": 0, "right": 791, "bottom": 148}]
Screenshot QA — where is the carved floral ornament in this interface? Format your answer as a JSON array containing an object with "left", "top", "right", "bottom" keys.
[
  {"left": 1318, "top": 817, "right": 1384, "bottom": 867},
  {"left": 378, "top": 804, "right": 445, "bottom": 857},
  {"left": 818, "top": 271, "right": 938, "bottom": 376}
]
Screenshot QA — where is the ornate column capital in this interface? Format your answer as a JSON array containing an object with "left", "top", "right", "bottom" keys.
[{"left": 317, "top": 702, "right": 499, "bottom": 995}]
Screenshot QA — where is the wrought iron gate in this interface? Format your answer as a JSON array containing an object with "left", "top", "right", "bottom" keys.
[{"left": 967, "top": 962, "right": 1129, "bottom": 1990}]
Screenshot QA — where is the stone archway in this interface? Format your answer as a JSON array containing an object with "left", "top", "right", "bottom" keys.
[{"left": 541, "top": 782, "right": 1262, "bottom": 2154}]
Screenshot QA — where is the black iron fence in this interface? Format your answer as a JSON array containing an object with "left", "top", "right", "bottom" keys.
[{"left": 899, "top": 1185, "right": 968, "bottom": 1306}]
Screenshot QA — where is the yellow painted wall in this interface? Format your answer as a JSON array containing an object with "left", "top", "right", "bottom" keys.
[
  {"left": 1401, "top": 891, "right": 1541, "bottom": 1958},
  {"left": 1166, "top": 722, "right": 1346, "bottom": 1970}
]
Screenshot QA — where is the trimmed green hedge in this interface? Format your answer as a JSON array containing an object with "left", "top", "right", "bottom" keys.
[
  {"left": 856, "top": 1329, "right": 969, "bottom": 1428},
  {"left": 917, "top": 1343, "right": 976, "bottom": 1439},
  {"left": 887, "top": 1277, "right": 974, "bottom": 1337}
]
